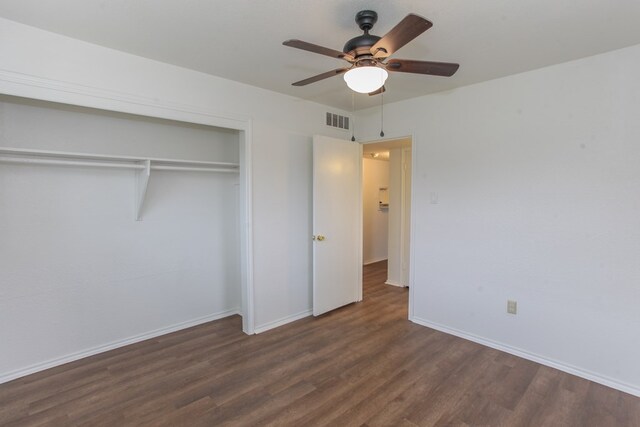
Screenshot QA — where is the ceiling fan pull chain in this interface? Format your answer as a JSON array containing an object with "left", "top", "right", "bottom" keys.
[
  {"left": 380, "top": 90, "right": 385, "bottom": 138},
  {"left": 351, "top": 92, "right": 356, "bottom": 141}
]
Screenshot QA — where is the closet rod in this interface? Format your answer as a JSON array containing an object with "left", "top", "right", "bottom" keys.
[
  {"left": 0, "top": 147, "right": 239, "bottom": 168},
  {"left": 0, "top": 156, "right": 239, "bottom": 173},
  {"left": 0, "top": 156, "right": 144, "bottom": 170},
  {"left": 151, "top": 165, "right": 237, "bottom": 173}
]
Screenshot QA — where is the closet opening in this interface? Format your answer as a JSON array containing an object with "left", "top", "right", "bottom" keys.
[{"left": 0, "top": 94, "right": 253, "bottom": 380}]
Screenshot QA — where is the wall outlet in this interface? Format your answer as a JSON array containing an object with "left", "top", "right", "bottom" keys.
[{"left": 507, "top": 300, "right": 517, "bottom": 315}]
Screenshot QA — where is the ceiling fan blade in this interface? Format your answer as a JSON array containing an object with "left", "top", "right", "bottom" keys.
[
  {"left": 370, "top": 14, "right": 433, "bottom": 59},
  {"left": 368, "top": 86, "right": 386, "bottom": 96},
  {"left": 385, "top": 59, "right": 459, "bottom": 76},
  {"left": 283, "top": 39, "right": 354, "bottom": 62},
  {"left": 291, "top": 68, "right": 349, "bottom": 86}
]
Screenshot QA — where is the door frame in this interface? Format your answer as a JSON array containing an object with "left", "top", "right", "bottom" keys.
[
  {"left": 360, "top": 132, "right": 416, "bottom": 320},
  {"left": 0, "top": 71, "right": 256, "bottom": 334}
]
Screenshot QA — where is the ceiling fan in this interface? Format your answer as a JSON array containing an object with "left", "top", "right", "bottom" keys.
[{"left": 283, "top": 10, "right": 460, "bottom": 95}]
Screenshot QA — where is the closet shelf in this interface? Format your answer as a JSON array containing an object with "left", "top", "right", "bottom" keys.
[
  {"left": 0, "top": 147, "right": 239, "bottom": 173},
  {"left": 0, "top": 147, "right": 240, "bottom": 221}
]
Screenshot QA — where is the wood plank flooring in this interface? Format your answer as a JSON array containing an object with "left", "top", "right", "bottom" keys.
[{"left": 1, "top": 260, "right": 639, "bottom": 426}]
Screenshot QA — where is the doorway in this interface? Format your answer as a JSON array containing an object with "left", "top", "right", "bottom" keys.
[
  {"left": 361, "top": 137, "right": 412, "bottom": 294},
  {"left": 311, "top": 134, "right": 411, "bottom": 317}
]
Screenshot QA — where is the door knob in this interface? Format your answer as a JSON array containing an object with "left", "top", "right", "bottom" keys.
[{"left": 316, "top": 235, "right": 326, "bottom": 241}]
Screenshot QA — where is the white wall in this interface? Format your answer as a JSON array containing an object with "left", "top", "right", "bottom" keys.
[
  {"left": 0, "top": 96, "right": 241, "bottom": 379},
  {"left": 401, "top": 149, "right": 412, "bottom": 288},
  {"left": 386, "top": 148, "right": 412, "bottom": 287},
  {"left": 0, "top": 17, "right": 351, "bottom": 380},
  {"left": 0, "top": 96, "right": 240, "bottom": 160},
  {"left": 386, "top": 149, "right": 402, "bottom": 285},
  {"left": 362, "top": 158, "right": 389, "bottom": 265},
  {"left": 356, "top": 44, "right": 640, "bottom": 395}
]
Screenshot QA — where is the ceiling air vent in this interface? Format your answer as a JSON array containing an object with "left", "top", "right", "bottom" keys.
[{"left": 325, "top": 112, "right": 350, "bottom": 131}]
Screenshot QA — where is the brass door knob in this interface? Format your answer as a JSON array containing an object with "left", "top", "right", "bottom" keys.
[{"left": 316, "top": 235, "right": 326, "bottom": 241}]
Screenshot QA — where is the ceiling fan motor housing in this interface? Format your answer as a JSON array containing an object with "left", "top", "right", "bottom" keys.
[
  {"left": 343, "top": 34, "right": 381, "bottom": 56},
  {"left": 344, "top": 10, "right": 381, "bottom": 58}
]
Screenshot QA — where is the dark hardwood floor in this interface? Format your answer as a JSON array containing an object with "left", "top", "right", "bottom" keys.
[{"left": 1, "top": 260, "right": 639, "bottom": 426}]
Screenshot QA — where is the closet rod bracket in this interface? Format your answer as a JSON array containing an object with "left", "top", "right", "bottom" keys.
[{"left": 135, "top": 160, "right": 151, "bottom": 221}]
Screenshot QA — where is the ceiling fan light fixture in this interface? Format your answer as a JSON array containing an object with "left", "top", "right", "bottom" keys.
[{"left": 343, "top": 66, "right": 388, "bottom": 94}]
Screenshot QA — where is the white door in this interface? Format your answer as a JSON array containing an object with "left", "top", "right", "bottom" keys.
[{"left": 313, "top": 135, "right": 362, "bottom": 316}]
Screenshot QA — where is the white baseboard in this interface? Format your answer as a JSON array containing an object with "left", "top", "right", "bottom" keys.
[
  {"left": 254, "top": 309, "right": 312, "bottom": 334},
  {"left": 410, "top": 316, "right": 640, "bottom": 398},
  {"left": 385, "top": 280, "right": 405, "bottom": 287},
  {"left": 0, "top": 308, "right": 240, "bottom": 385},
  {"left": 364, "top": 257, "right": 388, "bottom": 266}
]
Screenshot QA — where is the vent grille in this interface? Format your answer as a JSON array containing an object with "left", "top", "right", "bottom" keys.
[{"left": 325, "top": 112, "right": 350, "bottom": 131}]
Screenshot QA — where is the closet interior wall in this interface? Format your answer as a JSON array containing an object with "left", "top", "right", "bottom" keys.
[{"left": 0, "top": 95, "right": 241, "bottom": 380}]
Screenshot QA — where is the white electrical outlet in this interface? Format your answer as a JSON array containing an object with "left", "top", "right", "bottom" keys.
[{"left": 507, "top": 300, "right": 517, "bottom": 315}]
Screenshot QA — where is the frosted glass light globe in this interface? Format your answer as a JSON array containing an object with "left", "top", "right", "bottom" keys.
[{"left": 343, "top": 66, "right": 388, "bottom": 94}]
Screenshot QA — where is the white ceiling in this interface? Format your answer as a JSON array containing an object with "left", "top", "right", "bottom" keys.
[{"left": 1, "top": 0, "right": 640, "bottom": 110}]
